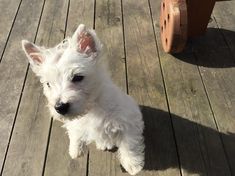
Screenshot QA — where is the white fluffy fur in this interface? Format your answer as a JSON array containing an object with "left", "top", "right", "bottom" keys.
[{"left": 22, "top": 24, "right": 145, "bottom": 175}]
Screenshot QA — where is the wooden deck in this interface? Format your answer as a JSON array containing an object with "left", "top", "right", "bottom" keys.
[{"left": 0, "top": 0, "right": 235, "bottom": 175}]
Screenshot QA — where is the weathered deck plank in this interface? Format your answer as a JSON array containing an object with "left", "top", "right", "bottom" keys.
[
  {"left": 88, "top": 0, "right": 126, "bottom": 175},
  {"left": 212, "top": 2, "right": 235, "bottom": 173},
  {"left": 43, "top": 0, "right": 95, "bottom": 175},
  {"left": 1, "top": 74, "right": 50, "bottom": 176},
  {"left": 149, "top": 0, "right": 231, "bottom": 175},
  {"left": 123, "top": 0, "right": 181, "bottom": 175},
  {"left": 1, "top": 0, "right": 70, "bottom": 176},
  {"left": 0, "top": 0, "right": 22, "bottom": 62},
  {"left": 192, "top": 17, "right": 235, "bottom": 175},
  {"left": 0, "top": 0, "right": 45, "bottom": 172},
  {"left": 213, "top": 1, "right": 235, "bottom": 59}
]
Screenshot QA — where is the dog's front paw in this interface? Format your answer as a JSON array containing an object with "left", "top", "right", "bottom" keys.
[
  {"left": 69, "top": 147, "right": 79, "bottom": 159},
  {"left": 69, "top": 141, "right": 87, "bottom": 159},
  {"left": 69, "top": 147, "right": 86, "bottom": 159},
  {"left": 69, "top": 146, "right": 86, "bottom": 159},
  {"left": 96, "top": 141, "right": 116, "bottom": 151},
  {"left": 96, "top": 143, "right": 107, "bottom": 151},
  {"left": 121, "top": 162, "right": 143, "bottom": 175}
]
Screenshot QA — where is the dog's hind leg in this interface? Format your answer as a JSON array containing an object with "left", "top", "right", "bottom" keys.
[{"left": 117, "top": 132, "right": 145, "bottom": 175}]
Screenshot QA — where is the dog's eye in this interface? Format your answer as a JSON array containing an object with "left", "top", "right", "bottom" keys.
[
  {"left": 46, "top": 82, "right": 51, "bottom": 88},
  {"left": 72, "top": 75, "right": 84, "bottom": 82}
]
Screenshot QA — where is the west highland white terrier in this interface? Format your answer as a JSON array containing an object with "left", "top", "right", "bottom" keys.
[{"left": 22, "top": 24, "right": 145, "bottom": 175}]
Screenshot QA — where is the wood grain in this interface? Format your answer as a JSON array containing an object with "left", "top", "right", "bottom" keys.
[
  {"left": 212, "top": 2, "right": 235, "bottom": 173},
  {"left": 0, "top": 0, "right": 22, "bottom": 62},
  {"left": 0, "top": 0, "right": 45, "bottom": 172},
  {"left": 193, "top": 11, "right": 235, "bottom": 174},
  {"left": 213, "top": 1, "right": 235, "bottom": 59},
  {"left": 123, "top": 0, "right": 180, "bottom": 175},
  {"left": 150, "top": 0, "right": 231, "bottom": 175}
]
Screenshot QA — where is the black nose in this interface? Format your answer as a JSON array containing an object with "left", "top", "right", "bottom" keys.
[{"left": 54, "top": 102, "right": 70, "bottom": 115}]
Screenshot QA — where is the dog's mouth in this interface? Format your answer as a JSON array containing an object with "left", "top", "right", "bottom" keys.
[
  {"left": 57, "top": 114, "right": 78, "bottom": 121},
  {"left": 55, "top": 105, "right": 90, "bottom": 120}
]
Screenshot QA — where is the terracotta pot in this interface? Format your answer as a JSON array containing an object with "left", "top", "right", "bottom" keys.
[{"left": 160, "top": 0, "right": 226, "bottom": 53}]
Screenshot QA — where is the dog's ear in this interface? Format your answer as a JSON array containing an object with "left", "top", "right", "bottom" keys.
[
  {"left": 22, "top": 40, "right": 44, "bottom": 66},
  {"left": 71, "top": 24, "right": 102, "bottom": 58}
]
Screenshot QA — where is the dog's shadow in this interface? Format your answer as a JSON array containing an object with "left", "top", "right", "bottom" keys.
[{"left": 141, "top": 106, "right": 235, "bottom": 175}]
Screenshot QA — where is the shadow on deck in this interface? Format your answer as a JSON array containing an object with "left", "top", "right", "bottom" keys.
[{"left": 142, "top": 106, "right": 235, "bottom": 176}]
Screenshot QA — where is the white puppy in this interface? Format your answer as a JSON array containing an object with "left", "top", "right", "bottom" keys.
[{"left": 22, "top": 24, "right": 145, "bottom": 175}]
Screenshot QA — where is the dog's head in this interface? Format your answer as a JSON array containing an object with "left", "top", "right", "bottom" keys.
[{"left": 22, "top": 24, "right": 103, "bottom": 120}]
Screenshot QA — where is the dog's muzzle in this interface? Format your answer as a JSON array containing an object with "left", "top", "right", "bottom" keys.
[{"left": 54, "top": 102, "right": 70, "bottom": 115}]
